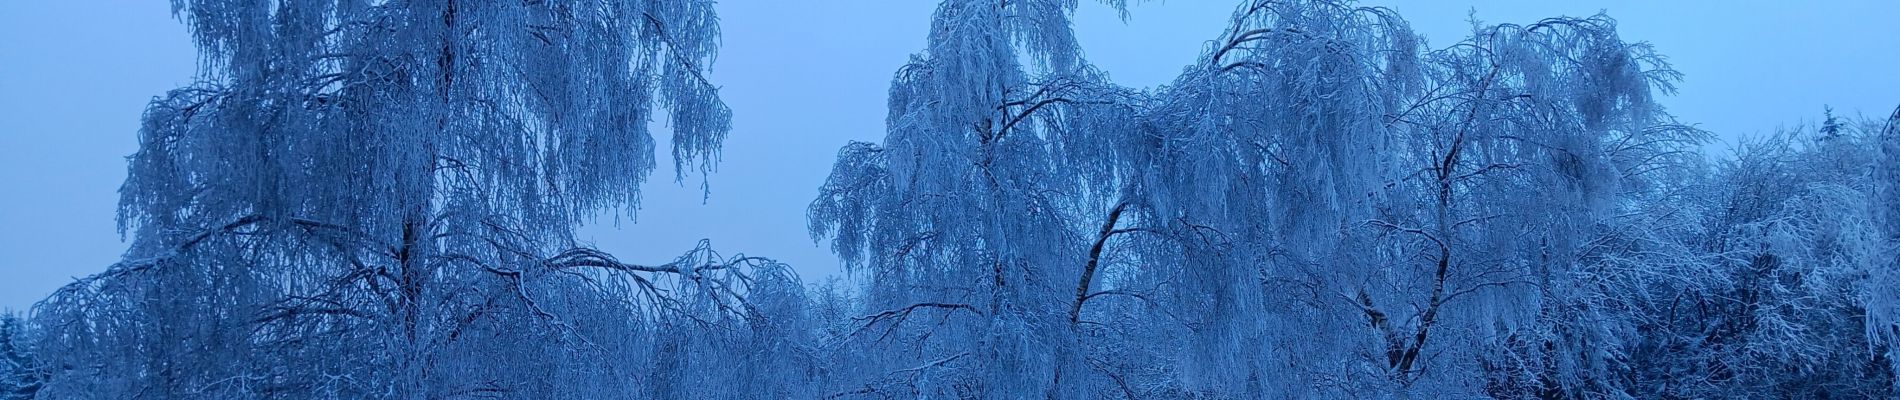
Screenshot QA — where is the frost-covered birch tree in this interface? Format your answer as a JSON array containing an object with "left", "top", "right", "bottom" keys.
[
  {"left": 28, "top": 1, "right": 814, "bottom": 398},
  {"left": 808, "top": 0, "right": 1144, "bottom": 398}
]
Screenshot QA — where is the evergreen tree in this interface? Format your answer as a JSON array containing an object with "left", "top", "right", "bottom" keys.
[{"left": 0, "top": 313, "right": 45, "bottom": 400}]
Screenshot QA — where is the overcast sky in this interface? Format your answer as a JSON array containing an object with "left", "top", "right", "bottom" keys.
[{"left": 2, "top": 1, "right": 1896, "bottom": 310}]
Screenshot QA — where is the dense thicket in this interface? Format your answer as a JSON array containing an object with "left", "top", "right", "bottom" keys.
[{"left": 12, "top": 0, "right": 1897, "bottom": 399}]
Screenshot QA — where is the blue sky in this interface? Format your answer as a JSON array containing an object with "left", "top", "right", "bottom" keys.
[{"left": 2, "top": 0, "right": 1896, "bottom": 310}]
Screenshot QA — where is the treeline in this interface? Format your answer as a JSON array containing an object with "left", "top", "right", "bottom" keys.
[{"left": 3, "top": 0, "right": 1897, "bottom": 399}]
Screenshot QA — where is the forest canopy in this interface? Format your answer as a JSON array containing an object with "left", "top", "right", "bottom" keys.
[{"left": 4, "top": 0, "right": 1898, "bottom": 399}]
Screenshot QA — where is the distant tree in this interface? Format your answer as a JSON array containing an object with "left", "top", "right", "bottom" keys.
[
  {"left": 1821, "top": 105, "right": 1846, "bottom": 138},
  {"left": 0, "top": 313, "right": 45, "bottom": 400}
]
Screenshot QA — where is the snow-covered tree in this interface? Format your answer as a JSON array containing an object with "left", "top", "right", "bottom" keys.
[
  {"left": 1876, "top": 104, "right": 1900, "bottom": 395},
  {"left": 1096, "top": 2, "right": 1702, "bottom": 396},
  {"left": 1635, "top": 119, "right": 1894, "bottom": 398},
  {"left": 29, "top": 1, "right": 809, "bottom": 398},
  {"left": 0, "top": 313, "right": 44, "bottom": 400},
  {"left": 1410, "top": 15, "right": 1707, "bottom": 398},
  {"left": 807, "top": 0, "right": 1143, "bottom": 398},
  {"left": 1097, "top": 2, "right": 1423, "bottom": 395}
]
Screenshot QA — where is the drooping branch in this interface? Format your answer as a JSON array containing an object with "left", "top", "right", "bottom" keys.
[
  {"left": 991, "top": 77, "right": 1118, "bottom": 142},
  {"left": 1211, "top": 27, "right": 1310, "bottom": 67},
  {"left": 852, "top": 303, "right": 980, "bottom": 331}
]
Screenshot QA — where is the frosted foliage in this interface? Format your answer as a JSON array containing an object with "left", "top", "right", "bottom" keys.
[
  {"left": 1106, "top": 2, "right": 1699, "bottom": 395},
  {"left": 1083, "top": 2, "right": 1426, "bottom": 392},
  {"left": 21, "top": 0, "right": 1900, "bottom": 399},
  {"left": 1637, "top": 126, "right": 1899, "bottom": 398},
  {"left": 807, "top": 0, "right": 1136, "bottom": 398},
  {"left": 0, "top": 314, "right": 44, "bottom": 400},
  {"left": 124, "top": 0, "right": 730, "bottom": 243},
  {"left": 813, "top": 0, "right": 1894, "bottom": 398},
  {"left": 29, "top": 1, "right": 788, "bottom": 399},
  {"left": 1875, "top": 106, "right": 1900, "bottom": 393}
]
